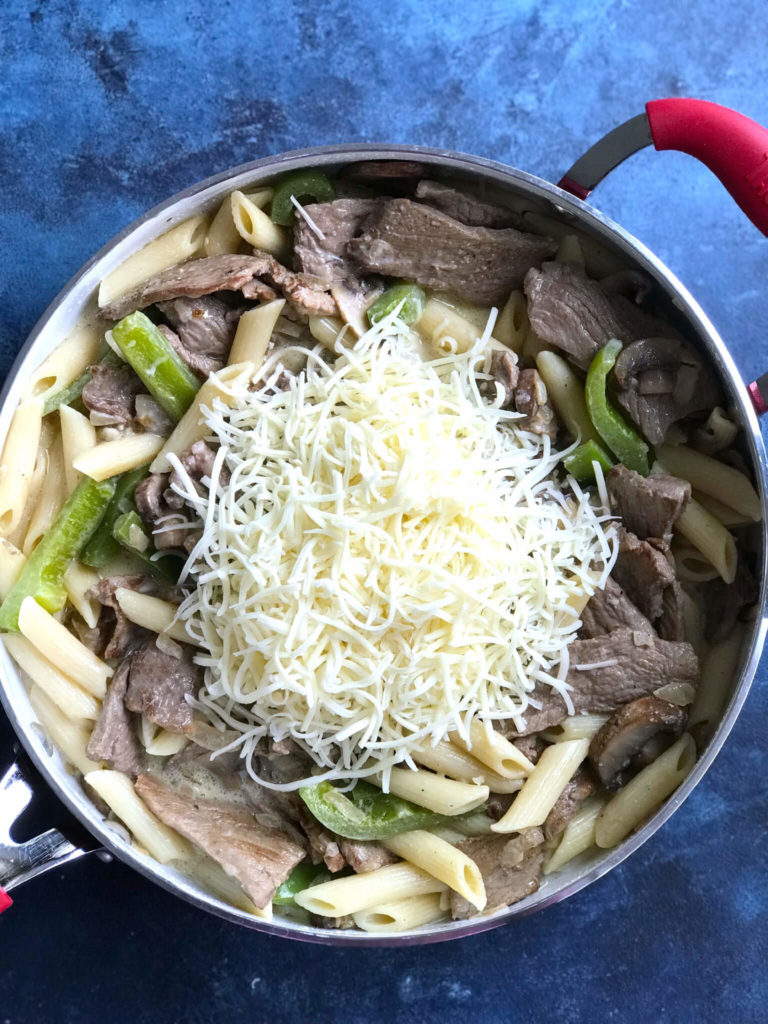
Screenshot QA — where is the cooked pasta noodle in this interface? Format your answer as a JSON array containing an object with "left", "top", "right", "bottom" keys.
[
  {"left": 63, "top": 561, "right": 101, "bottom": 629},
  {"left": 23, "top": 432, "right": 66, "bottom": 554},
  {"left": 60, "top": 405, "right": 97, "bottom": 493},
  {"left": 204, "top": 196, "right": 244, "bottom": 257},
  {"left": 0, "top": 540, "right": 26, "bottom": 599},
  {"left": 543, "top": 795, "right": 605, "bottom": 874},
  {"left": 295, "top": 862, "right": 446, "bottom": 918},
  {"left": 0, "top": 398, "right": 44, "bottom": 537},
  {"left": 114, "top": 588, "right": 195, "bottom": 645},
  {"left": 384, "top": 768, "right": 490, "bottom": 816},
  {"left": 2, "top": 634, "right": 100, "bottom": 721},
  {"left": 24, "top": 318, "right": 103, "bottom": 403},
  {"left": 73, "top": 433, "right": 165, "bottom": 481},
  {"left": 413, "top": 739, "right": 523, "bottom": 792},
  {"left": 492, "top": 739, "right": 589, "bottom": 833},
  {"left": 230, "top": 190, "right": 288, "bottom": 258},
  {"left": 555, "top": 234, "right": 585, "bottom": 266},
  {"left": 29, "top": 684, "right": 102, "bottom": 776},
  {"left": 228, "top": 299, "right": 285, "bottom": 367},
  {"left": 383, "top": 830, "right": 486, "bottom": 909},
  {"left": 353, "top": 893, "right": 445, "bottom": 933},
  {"left": 688, "top": 626, "right": 746, "bottom": 746},
  {"left": 492, "top": 290, "right": 529, "bottom": 353},
  {"left": 674, "top": 496, "right": 737, "bottom": 584},
  {"left": 18, "top": 596, "right": 111, "bottom": 697},
  {"left": 658, "top": 444, "right": 761, "bottom": 522},
  {"left": 536, "top": 351, "right": 600, "bottom": 445},
  {"left": 452, "top": 720, "right": 534, "bottom": 776}
]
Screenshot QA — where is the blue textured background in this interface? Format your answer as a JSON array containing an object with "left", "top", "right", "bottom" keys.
[{"left": 1, "top": 2, "right": 767, "bottom": 1022}]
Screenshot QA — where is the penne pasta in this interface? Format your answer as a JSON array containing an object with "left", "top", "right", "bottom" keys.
[
  {"left": 594, "top": 733, "right": 696, "bottom": 848},
  {"left": 672, "top": 539, "right": 721, "bottom": 583},
  {"left": 543, "top": 795, "right": 605, "bottom": 875},
  {"left": 29, "top": 684, "right": 102, "bottom": 776},
  {"left": 353, "top": 893, "right": 445, "bottom": 933},
  {"left": 177, "top": 852, "right": 272, "bottom": 918},
  {"left": 18, "top": 596, "right": 111, "bottom": 697},
  {"left": 555, "top": 233, "right": 585, "bottom": 266},
  {"left": 85, "top": 770, "right": 190, "bottom": 863},
  {"left": 295, "top": 862, "right": 446, "bottom": 918},
  {"left": 542, "top": 713, "right": 610, "bottom": 743},
  {"left": 60, "top": 405, "right": 97, "bottom": 493},
  {"left": 63, "top": 561, "right": 101, "bottom": 629},
  {"left": 230, "top": 190, "right": 288, "bottom": 258},
  {"left": 114, "top": 588, "right": 194, "bottom": 644},
  {"left": 674, "top": 496, "right": 737, "bottom": 584},
  {"left": 658, "top": 444, "right": 761, "bottom": 522},
  {"left": 383, "top": 829, "right": 486, "bottom": 909},
  {"left": 453, "top": 720, "right": 535, "bottom": 777},
  {"left": 23, "top": 431, "right": 67, "bottom": 554},
  {"left": 24, "top": 318, "right": 103, "bottom": 403},
  {"left": 536, "top": 351, "right": 600, "bottom": 445},
  {"left": 73, "top": 433, "right": 165, "bottom": 482},
  {"left": 693, "top": 491, "right": 753, "bottom": 528},
  {"left": 0, "top": 398, "right": 44, "bottom": 537},
  {"left": 139, "top": 717, "right": 189, "bottom": 756},
  {"left": 413, "top": 739, "right": 523, "bottom": 793},
  {"left": 204, "top": 195, "right": 245, "bottom": 257},
  {"left": 492, "top": 738, "right": 590, "bottom": 833},
  {"left": 492, "top": 290, "right": 529, "bottom": 354},
  {"left": 415, "top": 298, "right": 482, "bottom": 354},
  {"left": 150, "top": 362, "right": 254, "bottom": 473},
  {"left": 3, "top": 634, "right": 100, "bottom": 721},
  {"left": 384, "top": 767, "right": 490, "bottom": 816},
  {"left": 98, "top": 216, "right": 208, "bottom": 309},
  {"left": 308, "top": 315, "right": 348, "bottom": 350},
  {"left": 228, "top": 299, "right": 285, "bottom": 368},
  {"left": 688, "top": 625, "right": 746, "bottom": 746},
  {"left": 0, "top": 539, "right": 26, "bottom": 599}
]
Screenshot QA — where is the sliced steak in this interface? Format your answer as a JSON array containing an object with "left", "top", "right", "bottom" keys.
[
  {"left": 450, "top": 828, "right": 544, "bottom": 919},
  {"left": 607, "top": 464, "right": 691, "bottom": 543},
  {"left": 657, "top": 579, "right": 686, "bottom": 642},
  {"left": 347, "top": 199, "right": 556, "bottom": 305},
  {"left": 293, "top": 198, "right": 383, "bottom": 285},
  {"left": 513, "top": 628, "right": 699, "bottom": 735},
  {"left": 156, "top": 295, "right": 242, "bottom": 378},
  {"left": 85, "top": 660, "right": 144, "bottom": 775},
  {"left": 135, "top": 442, "right": 217, "bottom": 551},
  {"left": 511, "top": 734, "right": 546, "bottom": 764},
  {"left": 543, "top": 767, "right": 596, "bottom": 841},
  {"left": 134, "top": 773, "right": 305, "bottom": 908},
  {"left": 124, "top": 638, "right": 201, "bottom": 734},
  {"left": 613, "top": 529, "right": 676, "bottom": 623},
  {"left": 514, "top": 368, "right": 557, "bottom": 439},
  {"left": 338, "top": 839, "right": 397, "bottom": 874},
  {"left": 86, "top": 575, "right": 151, "bottom": 660},
  {"left": 479, "top": 349, "right": 519, "bottom": 408},
  {"left": 580, "top": 577, "right": 655, "bottom": 639},
  {"left": 414, "top": 180, "right": 519, "bottom": 228},
  {"left": 702, "top": 559, "right": 759, "bottom": 643},
  {"left": 297, "top": 807, "right": 345, "bottom": 872},
  {"left": 100, "top": 253, "right": 335, "bottom": 322},
  {"left": 82, "top": 363, "right": 145, "bottom": 429}
]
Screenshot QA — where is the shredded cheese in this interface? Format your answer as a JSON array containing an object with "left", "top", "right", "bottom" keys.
[{"left": 172, "top": 313, "right": 617, "bottom": 790}]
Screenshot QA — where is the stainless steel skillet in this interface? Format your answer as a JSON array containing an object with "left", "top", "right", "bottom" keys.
[{"left": 1, "top": 97, "right": 767, "bottom": 944}]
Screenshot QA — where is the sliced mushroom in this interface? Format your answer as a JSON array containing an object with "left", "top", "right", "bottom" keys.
[
  {"left": 339, "top": 160, "right": 430, "bottom": 195},
  {"left": 480, "top": 349, "right": 519, "bottom": 408},
  {"left": 612, "top": 337, "right": 723, "bottom": 445},
  {"left": 588, "top": 696, "right": 687, "bottom": 791},
  {"left": 598, "top": 269, "right": 653, "bottom": 303}
]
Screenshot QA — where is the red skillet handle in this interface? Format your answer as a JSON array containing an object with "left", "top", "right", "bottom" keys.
[
  {"left": 646, "top": 99, "right": 768, "bottom": 236},
  {"left": 558, "top": 98, "right": 768, "bottom": 238}
]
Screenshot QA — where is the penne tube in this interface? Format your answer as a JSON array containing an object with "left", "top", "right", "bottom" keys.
[
  {"left": 674, "top": 496, "right": 737, "bottom": 584},
  {"left": 542, "top": 713, "right": 610, "bottom": 743},
  {"left": 29, "top": 684, "right": 102, "bottom": 776},
  {"left": 308, "top": 316, "right": 349, "bottom": 350},
  {"left": 295, "top": 862, "right": 446, "bottom": 918},
  {"left": 228, "top": 299, "right": 285, "bottom": 367},
  {"left": 230, "top": 190, "right": 288, "bottom": 258},
  {"left": 658, "top": 444, "right": 761, "bottom": 522},
  {"left": 98, "top": 216, "right": 208, "bottom": 309},
  {"left": 413, "top": 739, "right": 523, "bottom": 792},
  {"left": 353, "top": 893, "right": 445, "bottom": 933},
  {"left": 0, "top": 398, "right": 44, "bottom": 537},
  {"left": 453, "top": 720, "right": 535, "bottom": 777},
  {"left": 492, "top": 738, "right": 590, "bottom": 833},
  {"left": 18, "top": 596, "right": 111, "bottom": 697},
  {"left": 60, "top": 405, "right": 97, "bottom": 493},
  {"left": 672, "top": 540, "right": 721, "bottom": 583},
  {"left": 384, "top": 767, "right": 489, "bottom": 816},
  {"left": 204, "top": 195, "right": 245, "bottom": 257},
  {"left": 555, "top": 233, "right": 586, "bottom": 266},
  {"left": 0, "top": 539, "right": 26, "bottom": 599},
  {"left": 63, "top": 561, "right": 101, "bottom": 628},
  {"left": 139, "top": 717, "right": 189, "bottom": 756},
  {"left": 85, "top": 770, "right": 190, "bottom": 863},
  {"left": 150, "top": 363, "right": 253, "bottom": 473},
  {"left": 24, "top": 319, "right": 103, "bottom": 403},
  {"left": 415, "top": 298, "right": 481, "bottom": 354},
  {"left": 594, "top": 733, "right": 696, "bottom": 848},
  {"left": 73, "top": 433, "right": 165, "bottom": 482},
  {"left": 492, "top": 290, "right": 529, "bottom": 354},
  {"left": 3, "top": 634, "right": 100, "bottom": 720},
  {"left": 536, "top": 351, "right": 600, "bottom": 445},
  {"left": 114, "top": 588, "right": 194, "bottom": 644},
  {"left": 543, "top": 795, "right": 606, "bottom": 875},
  {"left": 23, "top": 432, "right": 67, "bottom": 554},
  {"left": 383, "top": 829, "right": 486, "bottom": 910},
  {"left": 177, "top": 852, "right": 272, "bottom": 918},
  {"left": 688, "top": 625, "right": 746, "bottom": 746},
  {"left": 693, "top": 491, "right": 753, "bottom": 528}
]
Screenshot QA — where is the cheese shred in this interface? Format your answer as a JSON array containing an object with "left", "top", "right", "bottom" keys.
[{"left": 172, "top": 314, "right": 616, "bottom": 790}]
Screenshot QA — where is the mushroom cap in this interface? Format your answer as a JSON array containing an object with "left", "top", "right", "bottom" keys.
[{"left": 588, "top": 696, "right": 687, "bottom": 791}]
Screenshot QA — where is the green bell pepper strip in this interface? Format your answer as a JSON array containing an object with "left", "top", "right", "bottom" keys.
[
  {"left": 300, "top": 779, "right": 456, "bottom": 841},
  {"left": 0, "top": 477, "right": 116, "bottom": 631},
  {"left": 367, "top": 283, "right": 427, "bottom": 327},
  {"left": 273, "top": 862, "right": 333, "bottom": 906},
  {"left": 112, "top": 510, "right": 179, "bottom": 581},
  {"left": 81, "top": 466, "right": 149, "bottom": 568},
  {"left": 585, "top": 339, "right": 650, "bottom": 476},
  {"left": 42, "top": 350, "right": 124, "bottom": 416},
  {"left": 270, "top": 170, "right": 336, "bottom": 226},
  {"left": 563, "top": 440, "right": 614, "bottom": 481},
  {"left": 111, "top": 312, "right": 200, "bottom": 421}
]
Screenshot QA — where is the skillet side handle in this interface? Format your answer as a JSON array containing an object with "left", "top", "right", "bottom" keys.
[
  {"left": 0, "top": 761, "right": 88, "bottom": 912},
  {"left": 646, "top": 99, "right": 768, "bottom": 238}
]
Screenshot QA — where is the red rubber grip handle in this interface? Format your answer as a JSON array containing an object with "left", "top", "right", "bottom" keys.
[
  {"left": 0, "top": 886, "right": 12, "bottom": 913},
  {"left": 646, "top": 98, "right": 768, "bottom": 237}
]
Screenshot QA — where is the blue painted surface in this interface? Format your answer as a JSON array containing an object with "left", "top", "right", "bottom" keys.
[{"left": 1, "top": 1, "right": 767, "bottom": 1021}]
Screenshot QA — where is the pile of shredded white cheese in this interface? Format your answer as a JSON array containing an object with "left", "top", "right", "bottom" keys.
[{"left": 170, "top": 314, "right": 617, "bottom": 790}]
